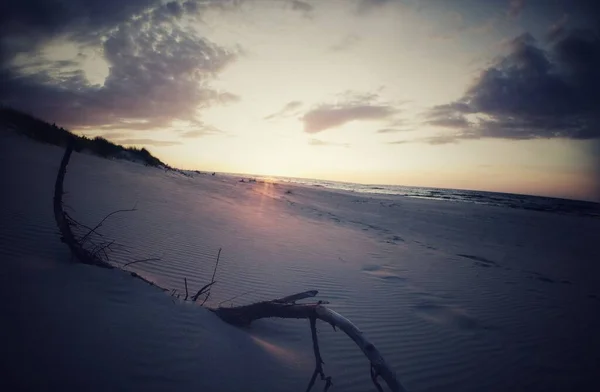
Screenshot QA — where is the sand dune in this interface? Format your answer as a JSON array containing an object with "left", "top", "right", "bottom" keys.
[{"left": 2, "top": 131, "right": 599, "bottom": 391}]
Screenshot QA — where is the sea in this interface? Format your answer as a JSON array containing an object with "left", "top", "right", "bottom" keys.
[{"left": 219, "top": 173, "right": 600, "bottom": 218}]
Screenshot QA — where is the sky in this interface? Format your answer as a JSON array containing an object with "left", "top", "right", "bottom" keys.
[{"left": 1, "top": 0, "right": 599, "bottom": 201}]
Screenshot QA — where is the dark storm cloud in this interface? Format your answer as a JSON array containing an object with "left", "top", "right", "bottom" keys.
[
  {"left": 507, "top": 0, "right": 525, "bottom": 18},
  {"left": 425, "top": 116, "right": 471, "bottom": 129},
  {"left": 0, "top": 0, "right": 238, "bottom": 130},
  {"left": 546, "top": 14, "right": 569, "bottom": 42},
  {"left": 424, "top": 29, "right": 600, "bottom": 142},
  {"left": 0, "top": 0, "right": 159, "bottom": 47}
]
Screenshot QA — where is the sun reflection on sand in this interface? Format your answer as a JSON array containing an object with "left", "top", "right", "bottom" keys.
[
  {"left": 249, "top": 334, "right": 308, "bottom": 367},
  {"left": 257, "top": 180, "right": 276, "bottom": 212}
]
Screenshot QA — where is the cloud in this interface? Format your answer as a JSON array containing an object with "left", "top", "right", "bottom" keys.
[
  {"left": 264, "top": 101, "right": 303, "bottom": 120},
  {"left": 423, "top": 30, "right": 600, "bottom": 142},
  {"left": 425, "top": 116, "right": 471, "bottom": 129},
  {"left": 0, "top": 0, "right": 239, "bottom": 131},
  {"left": 308, "top": 138, "right": 349, "bottom": 147},
  {"left": 357, "top": 0, "right": 395, "bottom": 14},
  {"left": 388, "top": 133, "right": 479, "bottom": 145},
  {"left": 421, "top": 134, "right": 478, "bottom": 145},
  {"left": 329, "top": 35, "right": 361, "bottom": 52},
  {"left": 119, "top": 138, "right": 181, "bottom": 146},
  {"left": 179, "top": 124, "right": 224, "bottom": 138},
  {"left": 376, "top": 128, "right": 409, "bottom": 133},
  {"left": 290, "top": 1, "right": 313, "bottom": 13},
  {"left": 303, "top": 104, "right": 396, "bottom": 133},
  {"left": 77, "top": 131, "right": 132, "bottom": 140},
  {"left": 215, "top": 92, "right": 242, "bottom": 105},
  {"left": 507, "top": 0, "right": 525, "bottom": 18},
  {"left": 430, "top": 15, "right": 497, "bottom": 42},
  {"left": 546, "top": 14, "right": 569, "bottom": 42},
  {"left": 302, "top": 92, "right": 398, "bottom": 133},
  {"left": 0, "top": 0, "right": 159, "bottom": 50}
]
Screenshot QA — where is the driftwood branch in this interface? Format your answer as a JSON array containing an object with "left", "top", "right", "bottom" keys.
[
  {"left": 53, "top": 143, "right": 407, "bottom": 391},
  {"left": 79, "top": 207, "right": 136, "bottom": 244},
  {"left": 200, "top": 248, "right": 221, "bottom": 305},
  {"left": 184, "top": 278, "right": 189, "bottom": 301},
  {"left": 217, "top": 289, "right": 258, "bottom": 307},
  {"left": 213, "top": 291, "right": 407, "bottom": 392},
  {"left": 306, "top": 316, "right": 332, "bottom": 392},
  {"left": 54, "top": 141, "right": 166, "bottom": 292},
  {"left": 53, "top": 140, "right": 113, "bottom": 269},
  {"left": 191, "top": 281, "right": 216, "bottom": 302},
  {"left": 276, "top": 290, "right": 319, "bottom": 304}
]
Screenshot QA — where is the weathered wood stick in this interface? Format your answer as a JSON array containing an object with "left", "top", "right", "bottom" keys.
[
  {"left": 191, "top": 281, "right": 216, "bottom": 302},
  {"left": 275, "top": 290, "right": 318, "bottom": 303},
  {"left": 53, "top": 139, "right": 112, "bottom": 269},
  {"left": 184, "top": 278, "right": 189, "bottom": 301},
  {"left": 53, "top": 144, "right": 406, "bottom": 391},
  {"left": 212, "top": 291, "right": 407, "bottom": 392}
]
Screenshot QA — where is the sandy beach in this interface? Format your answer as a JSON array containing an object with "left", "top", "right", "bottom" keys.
[{"left": 1, "top": 131, "right": 599, "bottom": 391}]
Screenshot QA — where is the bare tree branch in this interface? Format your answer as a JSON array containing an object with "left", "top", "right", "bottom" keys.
[
  {"left": 184, "top": 278, "right": 189, "bottom": 301},
  {"left": 276, "top": 290, "right": 318, "bottom": 304},
  {"left": 371, "top": 365, "right": 384, "bottom": 392},
  {"left": 213, "top": 292, "right": 407, "bottom": 392},
  {"left": 217, "top": 289, "right": 259, "bottom": 307},
  {"left": 80, "top": 207, "right": 136, "bottom": 244},
  {"left": 191, "top": 281, "right": 216, "bottom": 302},
  {"left": 52, "top": 143, "right": 407, "bottom": 391},
  {"left": 53, "top": 140, "right": 113, "bottom": 269},
  {"left": 306, "top": 316, "right": 332, "bottom": 392},
  {"left": 201, "top": 248, "right": 221, "bottom": 306}
]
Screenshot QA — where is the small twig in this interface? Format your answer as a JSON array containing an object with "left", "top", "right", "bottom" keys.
[
  {"left": 80, "top": 206, "right": 137, "bottom": 244},
  {"left": 306, "top": 316, "right": 332, "bottom": 392},
  {"left": 191, "top": 281, "right": 216, "bottom": 302},
  {"left": 200, "top": 248, "right": 221, "bottom": 306},
  {"left": 370, "top": 365, "right": 384, "bottom": 392},
  {"left": 217, "top": 289, "right": 258, "bottom": 307},
  {"left": 210, "top": 248, "right": 221, "bottom": 283},
  {"left": 64, "top": 212, "right": 101, "bottom": 238},
  {"left": 184, "top": 278, "right": 189, "bottom": 301},
  {"left": 275, "top": 290, "right": 318, "bottom": 304},
  {"left": 94, "top": 240, "right": 115, "bottom": 257},
  {"left": 122, "top": 258, "right": 160, "bottom": 268}
]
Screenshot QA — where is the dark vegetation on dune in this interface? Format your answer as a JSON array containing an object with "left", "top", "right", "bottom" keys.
[{"left": 0, "top": 107, "right": 165, "bottom": 167}]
